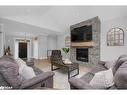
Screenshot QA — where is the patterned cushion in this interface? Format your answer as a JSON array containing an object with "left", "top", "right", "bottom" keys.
[{"left": 90, "top": 68, "right": 114, "bottom": 89}]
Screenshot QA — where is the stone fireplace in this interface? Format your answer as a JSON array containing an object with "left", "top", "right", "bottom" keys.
[{"left": 70, "top": 17, "right": 100, "bottom": 65}]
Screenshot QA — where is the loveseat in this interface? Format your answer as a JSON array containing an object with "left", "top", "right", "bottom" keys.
[
  {"left": 69, "top": 55, "right": 127, "bottom": 89},
  {"left": 0, "top": 55, "right": 55, "bottom": 89}
]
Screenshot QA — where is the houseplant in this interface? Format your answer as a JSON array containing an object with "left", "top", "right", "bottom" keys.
[{"left": 62, "top": 47, "right": 70, "bottom": 54}]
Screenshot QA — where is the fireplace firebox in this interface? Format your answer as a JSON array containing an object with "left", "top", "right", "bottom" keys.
[{"left": 76, "top": 48, "right": 88, "bottom": 62}]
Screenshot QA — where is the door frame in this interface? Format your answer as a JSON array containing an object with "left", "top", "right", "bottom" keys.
[{"left": 14, "top": 38, "right": 32, "bottom": 59}]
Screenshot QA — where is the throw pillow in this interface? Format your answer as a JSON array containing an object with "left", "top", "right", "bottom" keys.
[
  {"left": 22, "top": 66, "right": 36, "bottom": 80},
  {"left": 15, "top": 58, "right": 36, "bottom": 80},
  {"left": 63, "top": 59, "right": 72, "bottom": 64},
  {"left": 15, "top": 58, "right": 27, "bottom": 75},
  {"left": 90, "top": 68, "right": 114, "bottom": 89}
]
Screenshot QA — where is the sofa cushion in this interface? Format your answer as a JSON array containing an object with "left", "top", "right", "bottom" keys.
[
  {"left": 90, "top": 64, "right": 107, "bottom": 74},
  {"left": 69, "top": 77, "right": 93, "bottom": 89},
  {"left": 32, "top": 66, "right": 43, "bottom": 75},
  {"left": 114, "top": 61, "right": 127, "bottom": 89},
  {"left": 89, "top": 68, "right": 114, "bottom": 89},
  {"left": 0, "top": 55, "right": 16, "bottom": 63},
  {"left": 0, "top": 61, "right": 23, "bottom": 89},
  {"left": 80, "top": 72, "right": 94, "bottom": 83},
  {"left": 0, "top": 73, "right": 10, "bottom": 87},
  {"left": 104, "top": 60, "right": 117, "bottom": 69},
  {"left": 112, "top": 55, "right": 127, "bottom": 75}
]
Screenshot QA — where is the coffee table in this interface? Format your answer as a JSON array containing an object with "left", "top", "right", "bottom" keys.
[{"left": 51, "top": 62, "right": 79, "bottom": 79}]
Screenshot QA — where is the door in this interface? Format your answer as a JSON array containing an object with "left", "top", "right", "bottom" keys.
[{"left": 18, "top": 42, "right": 27, "bottom": 59}]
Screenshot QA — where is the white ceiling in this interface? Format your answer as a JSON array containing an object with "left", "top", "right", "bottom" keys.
[{"left": 0, "top": 6, "right": 127, "bottom": 35}]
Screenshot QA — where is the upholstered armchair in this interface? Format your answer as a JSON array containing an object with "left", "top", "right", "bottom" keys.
[
  {"left": 50, "top": 50, "right": 63, "bottom": 71},
  {"left": 0, "top": 56, "right": 55, "bottom": 89}
]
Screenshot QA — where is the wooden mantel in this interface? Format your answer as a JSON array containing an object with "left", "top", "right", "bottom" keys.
[{"left": 71, "top": 41, "right": 94, "bottom": 47}]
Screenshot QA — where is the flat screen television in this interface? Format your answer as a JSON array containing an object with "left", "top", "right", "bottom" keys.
[{"left": 71, "top": 25, "right": 92, "bottom": 42}]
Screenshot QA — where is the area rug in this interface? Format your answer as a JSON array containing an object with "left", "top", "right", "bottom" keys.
[{"left": 34, "top": 59, "right": 92, "bottom": 90}]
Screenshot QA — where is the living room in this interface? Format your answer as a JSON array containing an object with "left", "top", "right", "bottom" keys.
[{"left": 0, "top": 6, "right": 127, "bottom": 90}]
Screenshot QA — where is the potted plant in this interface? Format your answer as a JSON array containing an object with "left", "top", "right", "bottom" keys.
[
  {"left": 62, "top": 47, "right": 70, "bottom": 59},
  {"left": 62, "top": 47, "right": 70, "bottom": 54}
]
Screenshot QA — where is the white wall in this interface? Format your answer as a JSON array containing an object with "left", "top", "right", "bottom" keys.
[
  {"left": 47, "top": 35, "right": 57, "bottom": 50},
  {"left": 5, "top": 35, "right": 33, "bottom": 59},
  {"left": 57, "top": 32, "right": 70, "bottom": 59},
  {"left": 57, "top": 16, "right": 127, "bottom": 61},
  {"left": 101, "top": 16, "right": 127, "bottom": 61},
  {"left": 5, "top": 35, "right": 58, "bottom": 60},
  {"left": 0, "top": 17, "right": 58, "bottom": 59},
  {"left": 57, "top": 32, "right": 70, "bottom": 49},
  {"left": 3, "top": 14, "right": 127, "bottom": 61},
  {"left": 38, "top": 36, "right": 48, "bottom": 59}
]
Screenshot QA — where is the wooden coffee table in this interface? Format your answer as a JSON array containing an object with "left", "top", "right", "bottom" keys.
[{"left": 51, "top": 62, "right": 79, "bottom": 79}]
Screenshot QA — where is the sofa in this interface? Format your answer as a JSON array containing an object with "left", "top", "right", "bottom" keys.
[
  {"left": 0, "top": 55, "right": 55, "bottom": 89},
  {"left": 69, "top": 55, "right": 127, "bottom": 89}
]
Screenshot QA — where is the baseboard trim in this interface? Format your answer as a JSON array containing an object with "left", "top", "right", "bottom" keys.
[{"left": 38, "top": 57, "right": 47, "bottom": 60}]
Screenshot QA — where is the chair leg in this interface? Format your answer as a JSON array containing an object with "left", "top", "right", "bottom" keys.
[
  {"left": 77, "top": 68, "right": 79, "bottom": 75},
  {"left": 51, "top": 64, "right": 53, "bottom": 71},
  {"left": 68, "top": 71, "right": 70, "bottom": 79},
  {"left": 51, "top": 64, "right": 60, "bottom": 71}
]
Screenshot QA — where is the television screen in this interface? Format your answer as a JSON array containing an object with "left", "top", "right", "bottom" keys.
[{"left": 71, "top": 25, "right": 92, "bottom": 42}]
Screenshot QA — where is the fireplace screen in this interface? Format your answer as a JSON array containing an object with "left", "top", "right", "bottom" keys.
[{"left": 76, "top": 48, "right": 88, "bottom": 62}]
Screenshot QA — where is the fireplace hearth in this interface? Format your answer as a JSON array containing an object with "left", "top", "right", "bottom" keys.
[{"left": 76, "top": 48, "right": 88, "bottom": 62}]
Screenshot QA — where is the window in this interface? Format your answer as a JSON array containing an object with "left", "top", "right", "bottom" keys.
[{"left": 107, "top": 27, "right": 124, "bottom": 46}]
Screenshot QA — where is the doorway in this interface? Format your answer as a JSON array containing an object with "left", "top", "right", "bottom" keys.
[{"left": 18, "top": 42, "right": 27, "bottom": 59}]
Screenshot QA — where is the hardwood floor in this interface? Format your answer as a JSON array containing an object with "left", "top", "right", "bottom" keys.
[{"left": 34, "top": 59, "right": 92, "bottom": 89}]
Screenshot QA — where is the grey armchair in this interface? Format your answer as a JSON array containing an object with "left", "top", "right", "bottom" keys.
[{"left": 0, "top": 55, "right": 55, "bottom": 89}]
